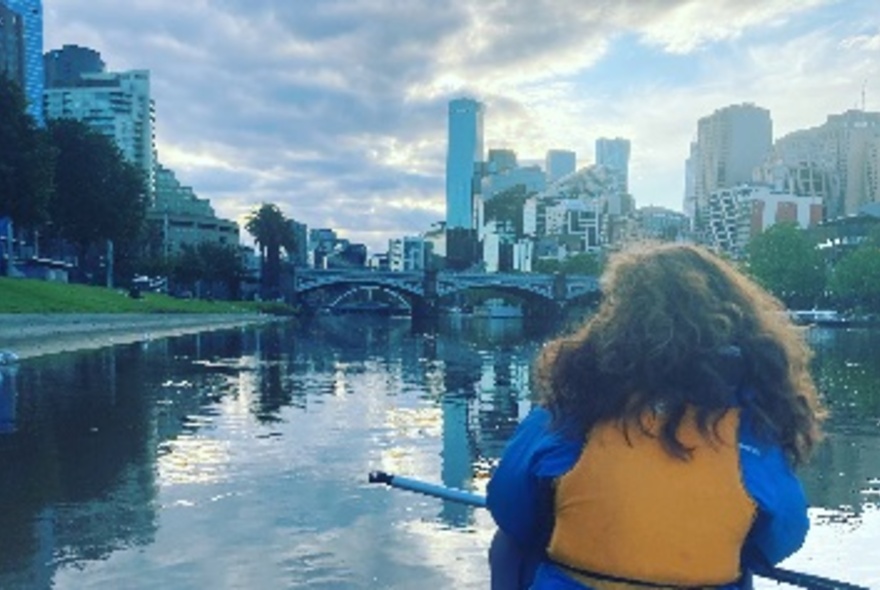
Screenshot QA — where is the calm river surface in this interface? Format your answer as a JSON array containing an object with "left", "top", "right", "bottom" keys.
[{"left": 0, "top": 316, "right": 878, "bottom": 589}]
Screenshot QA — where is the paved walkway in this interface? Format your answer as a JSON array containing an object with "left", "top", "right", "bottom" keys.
[{"left": 0, "top": 313, "right": 281, "bottom": 360}]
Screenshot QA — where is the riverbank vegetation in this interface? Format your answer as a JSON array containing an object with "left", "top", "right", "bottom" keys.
[
  {"left": 746, "top": 222, "right": 880, "bottom": 315},
  {"left": 1, "top": 78, "right": 299, "bottom": 303},
  {"left": 0, "top": 277, "right": 295, "bottom": 314}
]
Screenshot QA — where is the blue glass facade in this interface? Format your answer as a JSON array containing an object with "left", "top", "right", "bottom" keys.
[
  {"left": 2, "top": 0, "right": 43, "bottom": 126},
  {"left": 445, "top": 98, "right": 484, "bottom": 230}
]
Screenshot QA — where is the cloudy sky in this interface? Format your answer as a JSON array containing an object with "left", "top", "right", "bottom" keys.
[{"left": 43, "top": 0, "right": 880, "bottom": 253}]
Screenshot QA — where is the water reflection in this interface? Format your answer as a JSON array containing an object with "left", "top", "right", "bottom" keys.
[
  {"left": 0, "top": 364, "right": 17, "bottom": 434},
  {"left": 0, "top": 319, "right": 877, "bottom": 588},
  {"left": 801, "top": 328, "right": 880, "bottom": 519}
]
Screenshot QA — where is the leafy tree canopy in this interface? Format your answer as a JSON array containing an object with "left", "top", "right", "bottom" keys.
[
  {"left": 533, "top": 252, "right": 601, "bottom": 275},
  {"left": 245, "top": 203, "right": 297, "bottom": 298},
  {"left": 484, "top": 185, "right": 531, "bottom": 238},
  {"left": 828, "top": 246, "right": 880, "bottom": 313},
  {"left": 47, "top": 119, "right": 148, "bottom": 256},
  {"left": 0, "top": 75, "right": 55, "bottom": 228},
  {"left": 746, "top": 222, "right": 826, "bottom": 308}
]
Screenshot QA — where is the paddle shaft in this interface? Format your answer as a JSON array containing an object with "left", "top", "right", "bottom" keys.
[{"left": 368, "top": 471, "right": 869, "bottom": 590}]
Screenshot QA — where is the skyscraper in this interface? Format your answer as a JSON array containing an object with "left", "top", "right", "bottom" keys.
[
  {"left": 445, "top": 98, "right": 484, "bottom": 230},
  {"left": 774, "top": 109, "right": 880, "bottom": 218},
  {"left": 0, "top": 0, "right": 43, "bottom": 125},
  {"left": 44, "top": 70, "right": 156, "bottom": 197},
  {"left": 692, "top": 103, "right": 772, "bottom": 221},
  {"left": 0, "top": 2, "right": 25, "bottom": 85},
  {"left": 545, "top": 149, "right": 576, "bottom": 183},
  {"left": 595, "top": 137, "right": 631, "bottom": 193}
]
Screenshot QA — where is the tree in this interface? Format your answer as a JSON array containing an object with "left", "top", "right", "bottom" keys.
[
  {"left": 0, "top": 75, "right": 55, "bottom": 230},
  {"left": 245, "top": 203, "right": 296, "bottom": 299},
  {"left": 746, "top": 223, "right": 826, "bottom": 308},
  {"left": 484, "top": 185, "right": 530, "bottom": 238},
  {"left": 47, "top": 119, "right": 148, "bottom": 282},
  {"left": 532, "top": 252, "right": 601, "bottom": 275},
  {"left": 828, "top": 246, "right": 880, "bottom": 313},
  {"left": 532, "top": 259, "right": 562, "bottom": 274},
  {"left": 562, "top": 252, "right": 601, "bottom": 275},
  {"left": 197, "top": 241, "right": 247, "bottom": 300}
]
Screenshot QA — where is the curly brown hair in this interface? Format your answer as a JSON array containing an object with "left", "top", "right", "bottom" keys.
[{"left": 536, "top": 242, "right": 825, "bottom": 466}]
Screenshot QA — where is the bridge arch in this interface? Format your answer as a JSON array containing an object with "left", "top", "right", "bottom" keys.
[{"left": 326, "top": 285, "right": 414, "bottom": 311}]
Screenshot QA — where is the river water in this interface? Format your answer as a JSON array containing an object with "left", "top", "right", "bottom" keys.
[{"left": 0, "top": 316, "right": 877, "bottom": 589}]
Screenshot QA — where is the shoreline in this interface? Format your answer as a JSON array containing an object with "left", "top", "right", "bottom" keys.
[{"left": 0, "top": 313, "right": 283, "bottom": 361}]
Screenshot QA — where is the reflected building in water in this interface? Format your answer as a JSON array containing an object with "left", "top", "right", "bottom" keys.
[{"left": 3, "top": 319, "right": 878, "bottom": 587}]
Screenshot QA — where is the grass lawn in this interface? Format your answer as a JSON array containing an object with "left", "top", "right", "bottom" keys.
[{"left": 0, "top": 277, "right": 292, "bottom": 314}]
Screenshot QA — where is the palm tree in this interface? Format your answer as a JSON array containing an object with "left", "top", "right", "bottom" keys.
[{"left": 245, "top": 203, "right": 296, "bottom": 299}]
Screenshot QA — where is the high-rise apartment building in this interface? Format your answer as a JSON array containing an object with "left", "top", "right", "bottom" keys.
[
  {"left": 705, "top": 185, "right": 822, "bottom": 258},
  {"left": 43, "top": 69, "right": 156, "bottom": 197},
  {"left": 545, "top": 149, "right": 576, "bottom": 183},
  {"left": 445, "top": 98, "right": 484, "bottom": 230},
  {"left": 774, "top": 109, "right": 880, "bottom": 218},
  {"left": 0, "top": 0, "right": 44, "bottom": 125},
  {"left": 691, "top": 103, "right": 772, "bottom": 226},
  {"left": 595, "top": 138, "right": 630, "bottom": 193},
  {"left": 44, "top": 44, "right": 105, "bottom": 87}
]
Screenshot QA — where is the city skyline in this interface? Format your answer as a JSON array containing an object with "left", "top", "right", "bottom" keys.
[{"left": 41, "top": 0, "right": 880, "bottom": 253}]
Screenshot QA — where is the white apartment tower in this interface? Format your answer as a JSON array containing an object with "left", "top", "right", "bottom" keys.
[
  {"left": 691, "top": 103, "right": 772, "bottom": 226},
  {"left": 43, "top": 69, "right": 156, "bottom": 198},
  {"left": 445, "top": 98, "right": 485, "bottom": 230}
]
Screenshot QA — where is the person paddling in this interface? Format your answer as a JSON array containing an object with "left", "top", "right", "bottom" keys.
[{"left": 486, "top": 243, "right": 826, "bottom": 590}]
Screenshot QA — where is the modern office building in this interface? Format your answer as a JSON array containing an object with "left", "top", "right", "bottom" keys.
[
  {"left": 0, "top": 2, "right": 25, "bottom": 85},
  {"left": 43, "top": 69, "right": 156, "bottom": 197},
  {"left": 147, "top": 164, "right": 239, "bottom": 257},
  {"left": 44, "top": 44, "right": 105, "bottom": 87},
  {"left": 774, "top": 109, "right": 880, "bottom": 218},
  {"left": 388, "top": 236, "right": 429, "bottom": 271},
  {"left": 487, "top": 148, "right": 517, "bottom": 174},
  {"left": 595, "top": 138, "right": 630, "bottom": 192},
  {"left": 445, "top": 98, "right": 485, "bottom": 230},
  {"left": 286, "top": 219, "right": 308, "bottom": 267},
  {"left": 0, "top": 0, "right": 44, "bottom": 125},
  {"left": 691, "top": 103, "right": 772, "bottom": 226},
  {"left": 545, "top": 149, "right": 576, "bottom": 183},
  {"left": 636, "top": 206, "right": 689, "bottom": 241}
]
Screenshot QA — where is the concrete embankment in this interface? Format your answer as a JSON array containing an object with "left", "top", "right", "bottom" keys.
[{"left": 0, "top": 313, "right": 281, "bottom": 360}]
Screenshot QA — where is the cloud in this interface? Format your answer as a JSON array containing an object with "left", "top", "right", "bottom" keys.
[{"left": 42, "top": 0, "right": 878, "bottom": 252}]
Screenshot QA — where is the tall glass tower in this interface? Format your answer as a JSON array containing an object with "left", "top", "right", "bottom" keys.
[
  {"left": 595, "top": 137, "right": 631, "bottom": 193},
  {"left": 445, "top": 98, "right": 484, "bottom": 230},
  {"left": 2, "top": 0, "right": 44, "bottom": 126}
]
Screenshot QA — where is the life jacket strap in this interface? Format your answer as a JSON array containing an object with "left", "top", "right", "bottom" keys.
[{"left": 551, "top": 559, "right": 737, "bottom": 590}]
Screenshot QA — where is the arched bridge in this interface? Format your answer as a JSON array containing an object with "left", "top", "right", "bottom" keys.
[{"left": 290, "top": 268, "right": 600, "bottom": 315}]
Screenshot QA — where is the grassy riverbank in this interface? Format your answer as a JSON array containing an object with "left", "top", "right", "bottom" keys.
[{"left": 0, "top": 277, "right": 293, "bottom": 314}]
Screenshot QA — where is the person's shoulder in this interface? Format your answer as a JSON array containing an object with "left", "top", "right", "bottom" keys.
[{"left": 522, "top": 406, "right": 583, "bottom": 477}]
